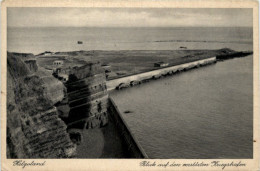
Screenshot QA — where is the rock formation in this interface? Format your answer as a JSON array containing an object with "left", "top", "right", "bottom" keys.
[
  {"left": 7, "top": 52, "right": 76, "bottom": 158},
  {"left": 54, "top": 61, "right": 109, "bottom": 130}
]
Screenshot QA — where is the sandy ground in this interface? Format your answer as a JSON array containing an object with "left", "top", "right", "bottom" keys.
[{"left": 75, "top": 114, "right": 129, "bottom": 158}]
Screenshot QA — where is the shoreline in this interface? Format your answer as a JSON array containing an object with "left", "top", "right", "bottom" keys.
[
  {"left": 33, "top": 48, "right": 252, "bottom": 80},
  {"left": 106, "top": 50, "right": 252, "bottom": 91}
]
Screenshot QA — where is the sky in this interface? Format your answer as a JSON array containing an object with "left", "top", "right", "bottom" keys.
[{"left": 7, "top": 8, "right": 253, "bottom": 27}]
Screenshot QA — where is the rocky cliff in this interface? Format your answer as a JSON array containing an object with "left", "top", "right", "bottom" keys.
[
  {"left": 7, "top": 52, "right": 76, "bottom": 158},
  {"left": 54, "top": 61, "right": 109, "bottom": 130}
]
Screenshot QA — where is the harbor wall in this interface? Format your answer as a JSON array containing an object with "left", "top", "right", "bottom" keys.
[
  {"left": 108, "top": 98, "right": 149, "bottom": 158},
  {"left": 106, "top": 57, "right": 217, "bottom": 91}
]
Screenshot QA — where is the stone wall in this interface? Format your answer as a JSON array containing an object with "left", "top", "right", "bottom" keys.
[{"left": 108, "top": 98, "right": 148, "bottom": 158}]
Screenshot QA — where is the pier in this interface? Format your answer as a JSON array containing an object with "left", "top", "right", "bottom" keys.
[{"left": 107, "top": 57, "right": 217, "bottom": 91}]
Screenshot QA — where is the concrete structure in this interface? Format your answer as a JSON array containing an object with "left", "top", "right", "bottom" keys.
[
  {"left": 101, "top": 64, "right": 111, "bottom": 69},
  {"left": 108, "top": 98, "right": 148, "bottom": 158},
  {"left": 107, "top": 57, "right": 216, "bottom": 91},
  {"left": 44, "top": 52, "right": 53, "bottom": 56},
  {"left": 154, "top": 62, "right": 169, "bottom": 67}
]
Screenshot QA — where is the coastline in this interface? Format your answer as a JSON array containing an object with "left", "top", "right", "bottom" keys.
[{"left": 6, "top": 49, "right": 253, "bottom": 159}]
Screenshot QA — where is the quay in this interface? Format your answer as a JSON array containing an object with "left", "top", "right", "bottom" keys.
[{"left": 108, "top": 98, "right": 149, "bottom": 158}]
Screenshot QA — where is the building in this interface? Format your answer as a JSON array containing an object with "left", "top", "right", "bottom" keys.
[
  {"left": 101, "top": 64, "right": 111, "bottom": 69},
  {"left": 154, "top": 62, "right": 169, "bottom": 67},
  {"left": 36, "top": 51, "right": 53, "bottom": 56},
  {"left": 44, "top": 51, "right": 53, "bottom": 56},
  {"left": 53, "top": 60, "right": 64, "bottom": 67}
]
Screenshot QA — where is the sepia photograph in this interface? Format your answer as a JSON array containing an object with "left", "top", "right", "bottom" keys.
[{"left": 1, "top": 0, "right": 259, "bottom": 170}]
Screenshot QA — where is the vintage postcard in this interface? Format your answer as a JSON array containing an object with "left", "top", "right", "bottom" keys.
[{"left": 1, "top": 0, "right": 259, "bottom": 170}]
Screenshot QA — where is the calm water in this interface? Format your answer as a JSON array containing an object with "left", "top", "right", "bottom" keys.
[
  {"left": 7, "top": 27, "right": 252, "bottom": 54},
  {"left": 111, "top": 56, "right": 253, "bottom": 159}
]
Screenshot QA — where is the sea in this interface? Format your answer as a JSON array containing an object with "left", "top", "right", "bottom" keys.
[
  {"left": 8, "top": 27, "right": 252, "bottom": 54},
  {"left": 8, "top": 27, "right": 253, "bottom": 158},
  {"left": 110, "top": 56, "right": 253, "bottom": 158}
]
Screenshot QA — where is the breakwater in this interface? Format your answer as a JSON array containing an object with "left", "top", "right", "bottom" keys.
[
  {"left": 106, "top": 57, "right": 217, "bottom": 91},
  {"left": 216, "top": 51, "right": 253, "bottom": 60},
  {"left": 108, "top": 98, "right": 149, "bottom": 158}
]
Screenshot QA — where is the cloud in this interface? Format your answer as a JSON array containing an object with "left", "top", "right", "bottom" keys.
[{"left": 7, "top": 8, "right": 253, "bottom": 27}]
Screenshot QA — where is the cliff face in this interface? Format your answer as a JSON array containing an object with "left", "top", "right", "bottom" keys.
[
  {"left": 36, "top": 70, "right": 66, "bottom": 104},
  {"left": 54, "top": 62, "right": 109, "bottom": 129},
  {"left": 24, "top": 60, "right": 38, "bottom": 72},
  {"left": 7, "top": 53, "right": 76, "bottom": 158}
]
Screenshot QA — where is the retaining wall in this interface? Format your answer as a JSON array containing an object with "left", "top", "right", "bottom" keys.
[
  {"left": 108, "top": 98, "right": 149, "bottom": 158},
  {"left": 106, "top": 57, "right": 216, "bottom": 91}
]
